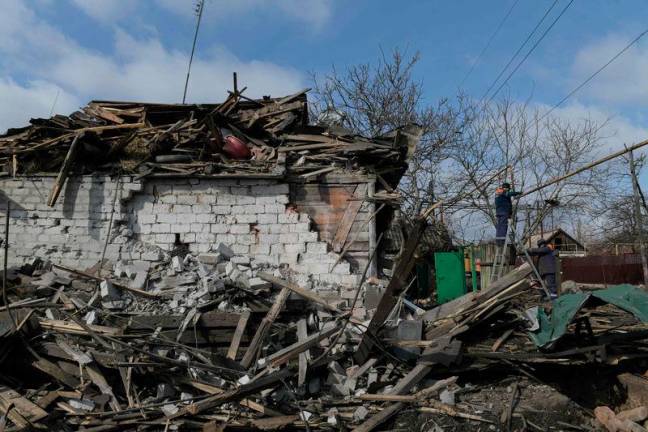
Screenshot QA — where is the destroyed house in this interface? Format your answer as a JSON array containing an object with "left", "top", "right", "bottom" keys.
[{"left": 0, "top": 90, "right": 420, "bottom": 292}]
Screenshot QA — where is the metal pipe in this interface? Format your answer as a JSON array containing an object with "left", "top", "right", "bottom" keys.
[{"left": 520, "top": 138, "right": 648, "bottom": 198}]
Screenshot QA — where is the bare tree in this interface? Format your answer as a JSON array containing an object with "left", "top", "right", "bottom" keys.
[
  {"left": 311, "top": 49, "right": 614, "bottom": 246},
  {"left": 310, "top": 49, "right": 468, "bottom": 214}
]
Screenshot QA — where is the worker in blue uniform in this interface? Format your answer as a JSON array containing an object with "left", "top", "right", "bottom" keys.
[
  {"left": 526, "top": 239, "right": 558, "bottom": 299},
  {"left": 494, "top": 182, "right": 521, "bottom": 246}
]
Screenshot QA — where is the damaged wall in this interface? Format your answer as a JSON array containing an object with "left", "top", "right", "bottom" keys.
[{"left": 0, "top": 175, "right": 368, "bottom": 288}]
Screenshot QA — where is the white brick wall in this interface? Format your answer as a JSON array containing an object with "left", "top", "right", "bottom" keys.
[{"left": 0, "top": 176, "right": 363, "bottom": 288}]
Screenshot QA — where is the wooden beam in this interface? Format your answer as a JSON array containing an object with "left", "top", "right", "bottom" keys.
[
  {"left": 227, "top": 310, "right": 250, "bottom": 360},
  {"left": 257, "top": 272, "right": 342, "bottom": 314},
  {"left": 297, "top": 319, "right": 309, "bottom": 386},
  {"left": 354, "top": 217, "right": 427, "bottom": 364},
  {"left": 47, "top": 133, "right": 82, "bottom": 207},
  {"left": 332, "top": 184, "right": 367, "bottom": 253},
  {"left": 264, "top": 324, "right": 340, "bottom": 368},
  {"left": 52, "top": 263, "right": 159, "bottom": 299},
  {"left": 240, "top": 287, "right": 290, "bottom": 368}
]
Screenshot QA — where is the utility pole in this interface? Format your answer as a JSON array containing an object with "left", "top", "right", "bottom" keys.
[{"left": 628, "top": 149, "right": 648, "bottom": 288}]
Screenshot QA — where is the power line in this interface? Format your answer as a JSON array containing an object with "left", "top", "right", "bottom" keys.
[
  {"left": 539, "top": 27, "right": 648, "bottom": 122},
  {"left": 481, "top": 0, "right": 559, "bottom": 101},
  {"left": 182, "top": 0, "right": 206, "bottom": 104},
  {"left": 459, "top": 0, "right": 520, "bottom": 88},
  {"left": 487, "top": 0, "right": 574, "bottom": 104}
]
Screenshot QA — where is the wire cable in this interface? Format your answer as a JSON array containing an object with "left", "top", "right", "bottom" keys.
[
  {"left": 459, "top": 0, "right": 520, "bottom": 88},
  {"left": 487, "top": 0, "right": 574, "bottom": 104},
  {"left": 481, "top": 0, "right": 560, "bottom": 101},
  {"left": 538, "top": 27, "right": 648, "bottom": 123}
]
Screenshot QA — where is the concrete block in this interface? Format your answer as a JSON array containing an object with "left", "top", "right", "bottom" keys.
[
  {"left": 364, "top": 285, "right": 383, "bottom": 310},
  {"left": 216, "top": 243, "right": 235, "bottom": 259},
  {"left": 265, "top": 204, "right": 285, "bottom": 214},
  {"left": 258, "top": 213, "right": 277, "bottom": 224},
  {"left": 100, "top": 280, "right": 120, "bottom": 300},
  {"left": 130, "top": 271, "right": 148, "bottom": 290},
  {"left": 198, "top": 253, "right": 222, "bottom": 265},
  {"left": 278, "top": 212, "right": 299, "bottom": 224},
  {"left": 279, "top": 233, "right": 299, "bottom": 244},
  {"left": 212, "top": 205, "right": 231, "bottom": 215},
  {"left": 210, "top": 224, "right": 228, "bottom": 234},
  {"left": 229, "top": 224, "right": 250, "bottom": 234},
  {"left": 306, "top": 242, "right": 327, "bottom": 254},
  {"left": 171, "top": 256, "right": 183, "bottom": 272},
  {"left": 247, "top": 277, "right": 271, "bottom": 290}
]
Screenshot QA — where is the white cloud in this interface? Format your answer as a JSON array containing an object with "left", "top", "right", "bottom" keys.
[
  {"left": 0, "top": 79, "right": 80, "bottom": 132},
  {"left": 156, "top": 0, "right": 333, "bottom": 28},
  {"left": 0, "top": 0, "right": 306, "bottom": 132},
  {"left": 538, "top": 101, "right": 648, "bottom": 153},
  {"left": 69, "top": 0, "right": 137, "bottom": 23},
  {"left": 570, "top": 33, "right": 648, "bottom": 106}
]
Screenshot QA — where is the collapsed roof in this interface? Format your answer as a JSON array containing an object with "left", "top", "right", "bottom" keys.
[{"left": 0, "top": 90, "right": 421, "bottom": 187}]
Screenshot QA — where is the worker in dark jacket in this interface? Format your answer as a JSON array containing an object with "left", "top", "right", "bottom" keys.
[
  {"left": 494, "top": 182, "right": 521, "bottom": 246},
  {"left": 526, "top": 239, "right": 558, "bottom": 298}
]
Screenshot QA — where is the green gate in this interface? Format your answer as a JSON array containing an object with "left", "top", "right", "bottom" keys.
[{"left": 434, "top": 249, "right": 467, "bottom": 304}]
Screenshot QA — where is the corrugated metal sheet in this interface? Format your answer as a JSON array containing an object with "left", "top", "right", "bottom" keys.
[{"left": 562, "top": 254, "right": 643, "bottom": 285}]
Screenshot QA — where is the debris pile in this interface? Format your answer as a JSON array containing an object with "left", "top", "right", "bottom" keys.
[
  {"left": 0, "top": 90, "right": 416, "bottom": 184},
  {"left": 3, "top": 246, "right": 648, "bottom": 431}
]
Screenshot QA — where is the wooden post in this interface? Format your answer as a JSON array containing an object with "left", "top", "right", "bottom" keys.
[{"left": 629, "top": 150, "right": 648, "bottom": 288}]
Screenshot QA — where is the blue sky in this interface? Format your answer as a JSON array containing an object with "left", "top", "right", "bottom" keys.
[{"left": 2, "top": 0, "right": 648, "bottom": 163}]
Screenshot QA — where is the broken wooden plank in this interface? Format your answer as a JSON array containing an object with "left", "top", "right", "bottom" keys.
[
  {"left": 257, "top": 272, "right": 342, "bottom": 314},
  {"left": 240, "top": 287, "right": 291, "bottom": 368},
  {"left": 47, "top": 133, "right": 83, "bottom": 207},
  {"left": 0, "top": 386, "right": 48, "bottom": 429},
  {"left": 297, "top": 318, "right": 309, "bottom": 387},
  {"left": 264, "top": 324, "right": 340, "bottom": 368},
  {"left": 227, "top": 310, "right": 250, "bottom": 360},
  {"left": 38, "top": 319, "right": 120, "bottom": 336},
  {"left": 332, "top": 184, "right": 367, "bottom": 253},
  {"left": 355, "top": 217, "right": 427, "bottom": 364},
  {"left": 52, "top": 263, "right": 159, "bottom": 299}
]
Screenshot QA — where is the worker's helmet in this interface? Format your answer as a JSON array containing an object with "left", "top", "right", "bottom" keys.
[
  {"left": 501, "top": 182, "right": 511, "bottom": 189},
  {"left": 537, "top": 239, "right": 547, "bottom": 247}
]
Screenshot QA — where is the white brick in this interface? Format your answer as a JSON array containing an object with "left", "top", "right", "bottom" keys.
[
  {"left": 265, "top": 204, "right": 285, "bottom": 214},
  {"left": 212, "top": 205, "right": 231, "bottom": 215},
  {"left": 284, "top": 243, "right": 305, "bottom": 254},
  {"left": 258, "top": 214, "right": 277, "bottom": 224},
  {"left": 258, "top": 234, "right": 280, "bottom": 245},
  {"left": 278, "top": 212, "right": 299, "bottom": 224},
  {"left": 255, "top": 195, "right": 277, "bottom": 205},
  {"left": 243, "top": 205, "right": 265, "bottom": 214},
  {"left": 192, "top": 204, "right": 211, "bottom": 213},
  {"left": 176, "top": 195, "right": 197, "bottom": 205},
  {"left": 210, "top": 224, "right": 229, "bottom": 234},
  {"left": 195, "top": 214, "right": 215, "bottom": 223},
  {"left": 279, "top": 233, "right": 299, "bottom": 243},
  {"left": 216, "top": 194, "right": 237, "bottom": 205},
  {"left": 170, "top": 224, "right": 191, "bottom": 233},
  {"left": 290, "top": 222, "right": 310, "bottom": 233},
  {"left": 139, "top": 214, "right": 156, "bottom": 224},
  {"left": 270, "top": 244, "right": 284, "bottom": 255},
  {"left": 230, "top": 224, "right": 250, "bottom": 234},
  {"left": 299, "top": 232, "right": 319, "bottom": 243},
  {"left": 307, "top": 242, "right": 327, "bottom": 254},
  {"left": 172, "top": 205, "right": 192, "bottom": 213},
  {"left": 231, "top": 244, "right": 249, "bottom": 254},
  {"left": 235, "top": 214, "right": 257, "bottom": 223},
  {"left": 151, "top": 223, "right": 170, "bottom": 233},
  {"left": 250, "top": 244, "right": 270, "bottom": 255}
]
